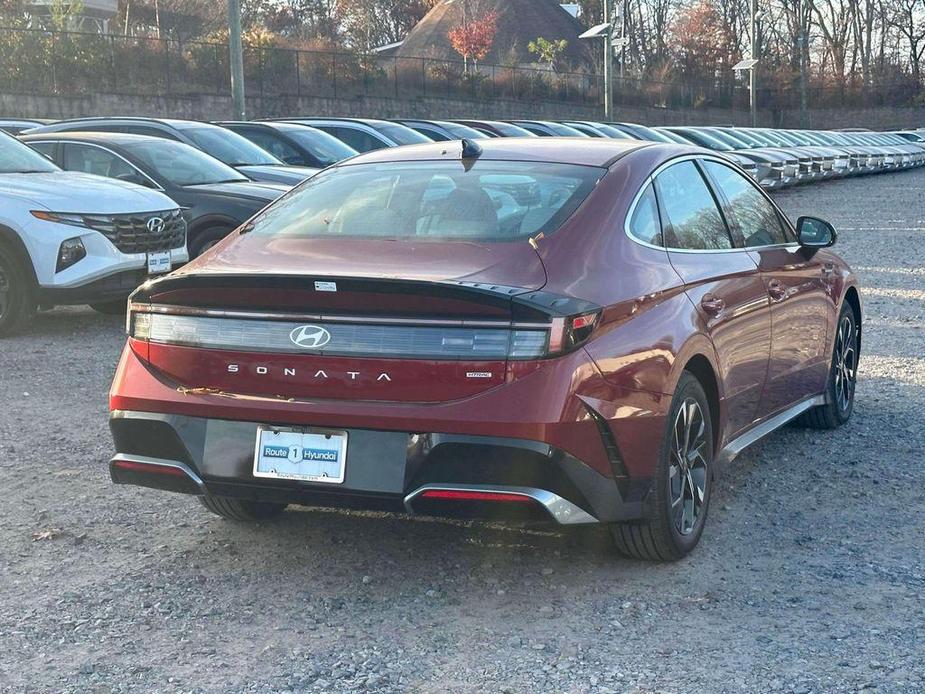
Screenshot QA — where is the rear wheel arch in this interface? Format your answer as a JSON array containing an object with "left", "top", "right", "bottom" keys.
[{"left": 682, "top": 354, "right": 721, "bottom": 454}]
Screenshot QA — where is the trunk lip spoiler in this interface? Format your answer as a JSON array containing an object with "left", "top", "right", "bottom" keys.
[{"left": 130, "top": 273, "right": 601, "bottom": 320}]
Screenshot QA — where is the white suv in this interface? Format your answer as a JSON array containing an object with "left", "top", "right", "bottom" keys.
[{"left": 0, "top": 132, "right": 188, "bottom": 336}]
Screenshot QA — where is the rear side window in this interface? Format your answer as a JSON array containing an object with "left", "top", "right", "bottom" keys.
[
  {"left": 654, "top": 161, "right": 732, "bottom": 250},
  {"left": 63, "top": 143, "right": 142, "bottom": 182},
  {"left": 628, "top": 183, "right": 662, "bottom": 246},
  {"left": 703, "top": 161, "right": 791, "bottom": 247}
]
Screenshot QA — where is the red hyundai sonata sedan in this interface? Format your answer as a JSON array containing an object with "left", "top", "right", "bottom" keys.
[{"left": 109, "top": 137, "right": 861, "bottom": 560}]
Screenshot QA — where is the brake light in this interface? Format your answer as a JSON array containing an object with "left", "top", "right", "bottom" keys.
[{"left": 548, "top": 310, "right": 601, "bottom": 355}]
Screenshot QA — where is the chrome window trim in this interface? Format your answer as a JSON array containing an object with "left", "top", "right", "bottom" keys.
[
  {"left": 623, "top": 153, "right": 800, "bottom": 254},
  {"left": 129, "top": 303, "right": 550, "bottom": 329}
]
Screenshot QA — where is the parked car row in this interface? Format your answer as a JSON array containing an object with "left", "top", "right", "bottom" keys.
[{"left": 0, "top": 112, "right": 920, "bottom": 338}]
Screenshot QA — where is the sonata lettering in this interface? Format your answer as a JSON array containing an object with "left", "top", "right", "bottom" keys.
[{"left": 226, "top": 364, "right": 392, "bottom": 382}]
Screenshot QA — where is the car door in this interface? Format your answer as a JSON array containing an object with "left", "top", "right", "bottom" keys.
[
  {"left": 654, "top": 158, "right": 771, "bottom": 440},
  {"left": 701, "top": 159, "right": 831, "bottom": 417}
]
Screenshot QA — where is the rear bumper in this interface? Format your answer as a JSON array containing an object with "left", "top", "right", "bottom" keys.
[{"left": 109, "top": 410, "right": 653, "bottom": 524}]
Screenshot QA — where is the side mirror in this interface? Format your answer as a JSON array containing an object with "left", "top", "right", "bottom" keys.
[{"left": 796, "top": 216, "right": 837, "bottom": 248}]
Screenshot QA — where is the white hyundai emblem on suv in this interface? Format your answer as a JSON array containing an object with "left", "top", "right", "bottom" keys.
[
  {"left": 146, "top": 216, "right": 166, "bottom": 234},
  {"left": 289, "top": 325, "right": 331, "bottom": 349}
]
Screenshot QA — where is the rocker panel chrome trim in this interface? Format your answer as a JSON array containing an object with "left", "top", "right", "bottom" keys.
[{"left": 716, "top": 395, "right": 825, "bottom": 468}]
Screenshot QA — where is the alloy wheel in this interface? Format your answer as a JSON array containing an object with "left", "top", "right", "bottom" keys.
[
  {"left": 669, "top": 399, "right": 709, "bottom": 536},
  {"left": 833, "top": 314, "right": 857, "bottom": 412}
]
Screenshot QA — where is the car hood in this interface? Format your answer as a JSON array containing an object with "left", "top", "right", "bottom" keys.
[
  {"left": 183, "top": 180, "right": 289, "bottom": 203},
  {"left": 0, "top": 171, "right": 175, "bottom": 212},
  {"left": 174, "top": 232, "right": 548, "bottom": 290},
  {"left": 236, "top": 164, "right": 318, "bottom": 185}
]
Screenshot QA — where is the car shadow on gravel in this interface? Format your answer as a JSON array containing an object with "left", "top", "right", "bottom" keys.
[
  {"left": 18, "top": 307, "right": 124, "bottom": 339},
  {"left": 189, "top": 504, "right": 675, "bottom": 589}
]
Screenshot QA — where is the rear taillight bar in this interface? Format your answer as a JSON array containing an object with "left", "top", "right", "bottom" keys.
[{"left": 126, "top": 304, "right": 602, "bottom": 360}]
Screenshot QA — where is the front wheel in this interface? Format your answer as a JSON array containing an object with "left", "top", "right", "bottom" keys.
[
  {"left": 188, "top": 227, "right": 232, "bottom": 258},
  {"left": 610, "top": 372, "right": 714, "bottom": 561},
  {"left": 0, "top": 246, "right": 35, "bottom": 337},
  {"left": 797, "top": 304, "right": 858, "bottom": 429}
]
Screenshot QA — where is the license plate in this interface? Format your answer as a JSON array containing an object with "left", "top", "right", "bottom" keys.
[
  {"left": 253, "top": 426, "right": 347, "bottom": 484},
  {"left": 147, "top": 251, "right": 171, "bottom": 275}
]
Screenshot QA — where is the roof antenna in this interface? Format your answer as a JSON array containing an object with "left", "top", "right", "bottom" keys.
[{"left": 460, "top": 138, "right": 482, "bottom": 159}]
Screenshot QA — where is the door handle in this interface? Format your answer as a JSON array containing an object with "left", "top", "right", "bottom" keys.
[
  {"left": 767, "top": 279, "right": 787, "bottom": 301},
  {"left": 700, "top": 294, "right": 725, "bottom": 315},
  {"left": 821, "top": 263, "right": 836, "bottom": 278}
]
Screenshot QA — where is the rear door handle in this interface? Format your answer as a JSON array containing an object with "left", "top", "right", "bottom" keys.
[
  {"left": 700, "top": 294, "right": 725, "bottom": 315},
  {"left": 767, "top": 279, "right": 787, "bottom": 301}
]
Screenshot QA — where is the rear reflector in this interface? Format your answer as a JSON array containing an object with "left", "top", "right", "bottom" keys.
[
  {"left": 112, "top": 459, "right": 188, "bottom": 477},
  {"left": 420, "top": 489, "right": 533, "bottom": 503}
]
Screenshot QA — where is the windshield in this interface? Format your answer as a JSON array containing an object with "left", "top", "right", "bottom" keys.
[
  {"left": 182, "top": 126, "right": 282, "bottom": 166},
  {"left": 370, "top": 123, "right": 433, "bottom": 146},
  {"left": 285, "top": 127, "right": 358, "bottom": 167},
  {"left": 706, "top": 129, "right": 749, "bottom": 148},
  {"left": 438, "top": 122, "right": 489, "bottom": 139},
  {"left": 0, "top": 133, "right": 59, "bottom": 173},
  {"left": 677, "top": 129, "right": 733, "bottom": 151},
  {"left": 246, "top": 160, "right": 604, "bottom": 242},
  {"left": 123, "top": 139, "right": 249, "bottom": 186}
]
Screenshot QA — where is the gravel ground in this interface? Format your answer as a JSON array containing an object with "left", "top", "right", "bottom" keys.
[{"left": 1, "top": 170, "right": 923, "bottom": 694}]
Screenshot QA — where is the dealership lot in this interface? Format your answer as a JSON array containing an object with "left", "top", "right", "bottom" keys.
[{"left": 0, "top": 171, "right": 923, "bottom": 691}]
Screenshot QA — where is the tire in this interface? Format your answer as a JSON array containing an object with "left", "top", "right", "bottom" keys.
[
  {"left": 89, "top": 300, "right": 127, "bottom": 315},
  {"left": 199, "top": 495, "right": 287, "bottom": 521},
  {"left": 797, "top": 304, "right": 858, "bottom": 429},
  {"left": 610, "top": 372, "right": 714, "bottom": 561},
  {"left": 188, "top": 227, "right": 233, "bottom": 258},
  {"left": 0, "top": 244, "right": 35, "bottom": 338}
]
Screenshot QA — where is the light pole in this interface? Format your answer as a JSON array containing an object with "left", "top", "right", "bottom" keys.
[
  {"left": 603, "top": 0, "right": 613, "bottom": 119},
  {"left": 579, "top": 3, "right": 620, "bottom": 119},
  {"left": 749, "top": 0, "right": 757, "bottom": 127},
  {"left": 228, "top": 0, "right": 246, "bottom": 120}
]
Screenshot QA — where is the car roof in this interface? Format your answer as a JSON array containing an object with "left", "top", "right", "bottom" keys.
[
  {"left": 38, "top": 116, "right": 214, "bottom": 130},
  {"left": 337, "top": 136, "right": 657, "bottom": 168},
  {"left": 272, "top": 117, "right": 393, "bottom": 128},
  {"left": 218, "top": 120, "right": 314, "bottom": 133},
  {"left": 20, "top": 131, "right": 170, "bottom": 146}
]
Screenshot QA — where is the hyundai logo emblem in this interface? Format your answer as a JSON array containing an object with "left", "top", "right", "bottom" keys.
[
  {"left": 146, "top": 216, "right": 166, "bottom": 234},
  {"left": 289, "top": 325, "right": 331, "bottom": 349}
]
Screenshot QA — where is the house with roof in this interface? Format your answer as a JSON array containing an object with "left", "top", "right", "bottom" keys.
[{"left": 378, "top": 0, "right": 591, "bottom": 71}]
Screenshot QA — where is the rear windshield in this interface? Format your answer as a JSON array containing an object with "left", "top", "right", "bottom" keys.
[{"left": 246, "top": 160, "right": 604, "bottom": 241}]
